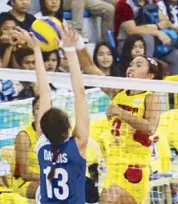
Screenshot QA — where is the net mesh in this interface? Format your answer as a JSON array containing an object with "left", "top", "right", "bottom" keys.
[{"left": 0, "top": 69, "right": 178, "bottom": 204}]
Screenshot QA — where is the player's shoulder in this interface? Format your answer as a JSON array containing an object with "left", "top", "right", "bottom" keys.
[{"left": 36, "top": 135, "right": 50, "bottom": 155}]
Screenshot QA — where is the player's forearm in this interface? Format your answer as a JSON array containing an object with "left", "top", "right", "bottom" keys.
[
  {"left": 66, "top": 50, "right": 89, "bottom": 142},
  {"left": 129, "top": 26, "right": 160, "bottom": 37},
  {"left": 34, "top": 46, "right": 51, "bottom": 97},
  {"left": 34, "top": 46, "right": 51, "bottom": 134},
  {"left": 118, "top": 108, "right": 154, "bottom": 134}
]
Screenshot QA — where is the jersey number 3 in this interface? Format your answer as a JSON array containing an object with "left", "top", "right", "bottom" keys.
[{"left": 44, "top": 167, "right": 69, "bottom": 200}]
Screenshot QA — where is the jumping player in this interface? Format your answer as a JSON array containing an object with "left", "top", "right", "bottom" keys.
[
  {"left": 14, "top": 26, "right": 89, "bottom": 203},
  {"left": 77, "top": 45, "right": 164, "bottom": 203}
]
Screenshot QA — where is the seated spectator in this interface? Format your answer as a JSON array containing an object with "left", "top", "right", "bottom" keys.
[
  {"left": 14, "top": 47, "right": 38, "bottom": 99},
  {"left": 0, "top": 0, "right": 36, "bottom": 31},
  {"left": 35, "top": 0, "right": 63, "bottom": 23},
  {"left": 14, "top": 47, "right": 35, "bottom": 70},
  {"left": 13, "top": 96, "right": 40, "bottom": 199},
  {"left": 114, "top": 0, "right": 178, "bottom": 74},
  {"left": 42, "top": 49, "right": 61, "bottom": 72},
  {"left": 77, "top": 33, "right": 170, "bottom": 79},
  {"left": 0, "top": 16, "right": 18, "bottom": 68},
  {"left": 93, "top": 41, "right": 118, "bottom": 76},
  {"left": 114, "top": 0, "right": 169, "bottom": 56},
  {"left": 15, "top": 48, "right": 59, "bottom": 99},
  {"left": 118, "top": 35, "right": 146, "bottom": 77},
  {"left": 43, "top": 49, "right": 70, "bottom": 72},
  {"left": 63, "top": 0, "right": 114, "bottom": 41}
]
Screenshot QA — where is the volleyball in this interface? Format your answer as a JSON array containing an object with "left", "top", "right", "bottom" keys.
[{"left": 30, "top": 17, "right": 63, "bottom": 52}]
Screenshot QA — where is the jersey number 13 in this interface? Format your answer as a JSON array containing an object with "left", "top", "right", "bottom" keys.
[{"left": 44, "top": 166, "right": 69, "bottom": 200}]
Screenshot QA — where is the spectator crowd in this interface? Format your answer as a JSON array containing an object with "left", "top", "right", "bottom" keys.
[{"left": 1, "top": 0, "right": 178, "bottom": 101}]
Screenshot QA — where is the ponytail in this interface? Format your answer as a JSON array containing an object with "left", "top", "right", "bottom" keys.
[
  {"left": 48, "top": 144, "right": 60, "bottom": 181},
  {"left": 40, "top": 108, "right": 71, "bottom": 181}
]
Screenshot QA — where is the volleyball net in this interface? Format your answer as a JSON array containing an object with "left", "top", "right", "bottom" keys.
[{"left": 0, "top": 68, "right": 178, "bottom": 204}]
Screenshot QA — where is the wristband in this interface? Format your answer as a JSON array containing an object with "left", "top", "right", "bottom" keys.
[
  {"left": 76, "top": 36, "right": 85, "bottom": 51},
  {"left": 63, "top": 47, "right": 76, "bottom": 52}
]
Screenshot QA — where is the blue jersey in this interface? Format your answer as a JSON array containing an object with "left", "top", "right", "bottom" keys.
[{"left": 37, "top": 136, "right": 86, "bottom": 204}]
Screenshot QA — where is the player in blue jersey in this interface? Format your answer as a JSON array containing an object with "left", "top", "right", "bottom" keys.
[{"left": 14, "top": 26, "right": 89, "bottom": 204}]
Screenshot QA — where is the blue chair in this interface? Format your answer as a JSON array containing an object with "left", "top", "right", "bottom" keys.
[
  {"left": 63, "top": 10, "right": 91, "bottom": 21},
  {"left": 107, "top": 30, "right": 116, "bottom": 49},
  {"left": 107, "top": 30, "right": 120, "bottom": 62}
]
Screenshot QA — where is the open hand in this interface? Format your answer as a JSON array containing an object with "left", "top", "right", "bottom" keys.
[
  {"left": 61, "top": 24, "right": 79, "bottom": 48},
  {"left": 11, "top": 27, "right": 40, "bottom": 49},
  {"left": 157, "top": 31, "right": 171, "bottom": 45}
]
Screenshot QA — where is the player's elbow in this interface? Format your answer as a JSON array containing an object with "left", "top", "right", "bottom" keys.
[
  {"left": 79, "top": 136, "right": 88, "bottom": 148},
  {"left": 75, "top": 126, "right": 89, "bottom": 146},
  {"left": 20, "top": 168, "right": 35, "bottom": 182},
  {"left": 20, "top": 172, "right": 31, "bottom": 182}
]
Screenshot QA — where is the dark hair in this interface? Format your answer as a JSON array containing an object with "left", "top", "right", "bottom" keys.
[
  {"left": 32, "top": 96, "right": 40, "bottom": 115},
  {"left": 88, "top": 163, "right": 99, "bottom": 182},
  {"left": 119, "top": 35, "right": 146, "bottom": 77},
  {"left": 42, "top": 49, "right": 61, "bottom": 71},
  {"left": 39, "top": 0, "right": 63, "bottom": 22},
  {"left": 40, "top": 108, "right": 71, "bottom": 181},
  {"left": 0, "top": 14, "right": 16, "bottom": 29},
  {"left": 18, "top": 82, "right": 36, "bottom": 100},
  {"left": 146, "top": 57, "right": 167, "bottom": 80},
  {"left": 93, "top": 41, "right": 119, "bottom": 77},
  {"left": 15, "top": 47, "right": 34, "bottom": 66}
]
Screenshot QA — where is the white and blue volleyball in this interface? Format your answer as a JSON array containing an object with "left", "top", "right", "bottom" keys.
[{"left": 30, "top": 17, "right": 62, "bottom": 52}]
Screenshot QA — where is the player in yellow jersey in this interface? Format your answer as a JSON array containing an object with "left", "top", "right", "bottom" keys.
[
  {"left": 164, "top": 75, "right": 178, "bottom": 109},
  {"left": 12, "top": 96, "right": 40, "bottom": 199},
  {"left": 77, "top": 45, "right": 165, "bottom": 203},
  {"left": 0, "top": 161, "right": 36, "bottom": 204},
  {"left": 155, "top": 110, "right": 178, "bottom": 173}
]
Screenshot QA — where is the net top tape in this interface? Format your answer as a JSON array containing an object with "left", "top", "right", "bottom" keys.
[{"left": 0, "top": 68, "right": 178, "bottom": 93}]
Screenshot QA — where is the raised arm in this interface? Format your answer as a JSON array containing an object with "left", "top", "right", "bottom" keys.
[
  {"left": 76, "top": 38, "right": 120, "bottom": 99},
  {"left": 77, "top": 47, "right": 104, "bottom": 76},
  {"left": 13, "top": 27, "right": 51, "bottom": 135},
  {"left": 62, "top": 28, "right": 90, "bottom": 157},
  {"left": 33, "top": 44, "right": 51, "bottom": 135}
]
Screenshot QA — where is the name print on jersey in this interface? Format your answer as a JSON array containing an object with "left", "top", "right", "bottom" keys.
[
  {"left": 44, "top": 149, "right": 68, "bottom": 163},
  {"left": 117, "top": 104, "right": 138, "bottom": 114}
]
